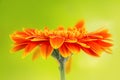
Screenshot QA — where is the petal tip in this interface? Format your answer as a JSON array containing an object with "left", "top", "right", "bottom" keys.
[{"left": 50, "top": 36, "right": 65, "bottom": 49}]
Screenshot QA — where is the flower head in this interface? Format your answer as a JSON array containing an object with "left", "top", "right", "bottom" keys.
[{"left": 10, "top": 20, "right": 113, "bottom": 61}]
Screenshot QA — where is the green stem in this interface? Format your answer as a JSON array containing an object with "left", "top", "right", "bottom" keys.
[
  {"left": 59, "top": 61, "right": 65, "bottom": 80},
  {"left": 51, "top": 49, "right": 66, "bottom": 80}
]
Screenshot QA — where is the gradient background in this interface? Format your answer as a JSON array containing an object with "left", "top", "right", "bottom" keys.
[{"left": 0, "top": 0, "right": 119, "bottom": 80}]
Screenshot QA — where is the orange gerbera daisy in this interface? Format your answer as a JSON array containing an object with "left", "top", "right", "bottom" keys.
[
  {"left": 10, "top": 20, "right": 112, "bottom": 59},
  {"left": 10, "top": 20, "right": 113, "bottom": 80}
]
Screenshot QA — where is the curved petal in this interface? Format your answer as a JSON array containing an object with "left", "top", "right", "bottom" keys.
[
  {"left": 81, "top": 47, "right": 100, "bottom": 57},
  {"left": 22, "top": 42, "right": 38, "bottom": 57},
  {"left": 86, "top": 34, "right": 103, "bottom": 39},
  {"left": 77, "top": 41, "right": 90, "bottom": 48},
  {"left": 50, "top": 36, "right": 65, "bottom": 49},
  {"left": 40, "top": 42, "right": 53, "bottom": 59},
  {"left": 95, "top": 40, "right": 113, "bottom": 47},
  {"left": 86, "top": 42, "right": 103, "bottom": 56},
  {"left": 93, "top": 40, "right": 112, "bottom": 54},
  {"left": 12, "top": 44, "right": 27, "bottom": 52},
  {"left": 14, "top": 31, "right": 29, "bottom": 37},
  {"left": 23, "top": 28, "right": 35, "bottom": 35},
  {"left": 102, "top": 48, "right": 112, "bottom": 54},
  {"left": 59, "top": 44, "right": 71, "bottom": 57},
  {"left": 65, "top": 57, "right": 72, "bottom": 73},
  {"left": 32, "top": 47, "right": 41, "bottom": 61},
  {"left": 75, "top": 20, "right": 84, "bottom": 30},
  {"left": 56, "top": 26, "right": 64, "bottom": 30},
  {"left": 65, "top": 43, "right": 81, "bottom": 54},
  {"left": 65, "top": 38, "right": 77, "bottom": 43},
  {"left": 88, "top": 29, "right": 111, "bottom": 39},
  {"left": 31, "top": 37, "right": 48, "bottom": 41},
  {"left": 11, "top": 34, "right": 29, "bottom": 43}
]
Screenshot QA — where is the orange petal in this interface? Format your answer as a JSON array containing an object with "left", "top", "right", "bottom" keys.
[
  {"left": 95, "top": 40, "right": 113, "bottom": 47},
  {"left": 14, "top": 38, "right": 29, "bottom": 44},
  {"left": 56, "top": 26, "right": 65, "bottom": 30},
  {"left": 23, "top": 42, "right": 38, "bottom": 57},
  {"left": 50, "top": 36, "right": 65, "bottom": 49},
  {"left": 11, "top": 34, "right": 28, "bottom": 43},
  {"left": 65, "top": 38, "right": 77, "bottom": 43},
  {"left": 31, "top": 37, "right": 48, "bottom": 41},
  {"left": 80, "top": 38, "right": 98, "bottom": 42},
  {"left": 81, "top": 47, "right": 100, "bottom": 57},
  {"left": 23, "top": 28, "right": 35, "bottom": 35},
  {"left": 65, "top": 43, "right": 81, "bottom": 54},
  {"left": 12, "top": 44, "right": 27, "bottom": 52},
  {"left": 102, "top": 48, "right": 112, "bottom": 54},
  {"left": 86, "top": 42, "right": 102, "bottom": 56},
  {"left": 14, "top": 31, "right": 28, "bottom": 37},
  {"left": 94, "top": 40, "right": 113, "bottom": 54},
  {"left": 77, "top": 41, "right": 90, "bottom": 48},
  {"left": 65, "top": 57, "right": 72, "bottom": 74},
  {"left": 91, "top": 29, "right": 111, "bottom": 39},
  {"left": 75, "top": 20, "right": 84, "bottom": 30},
  {"left": 32, "top": 47, "right": 41, "bottom": 61},
  {"left": 87, "top": 34, "right": 103, "bottom": 39},
  {"left": 40, "top": 42, "right": 53, "bottom": 59},
  {"left": 59, "top": 44, "right": 71, "bottom": 57}
]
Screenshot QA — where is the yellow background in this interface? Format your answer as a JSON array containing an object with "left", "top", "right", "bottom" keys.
[{"left": 0, "top": 0, "right": 119, "bottom": 80}]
